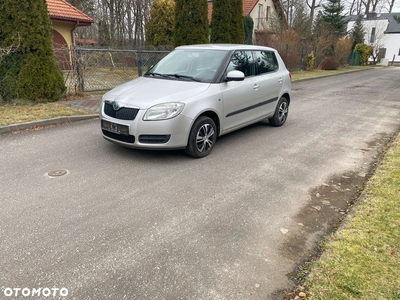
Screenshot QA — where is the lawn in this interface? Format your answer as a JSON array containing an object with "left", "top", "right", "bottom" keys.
[
  {"left": 303, "top": 135, "right": 400, "bottom": 299},
  {"left": 0, "top": 102, "right": 89, "bottom": 126}
]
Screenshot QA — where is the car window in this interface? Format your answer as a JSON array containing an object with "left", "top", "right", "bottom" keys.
[
  {"left": 147, "top": 49, "right": 229, "bottom": 82},
  {"left": 255, "top": 50, "right": 279, "bottom": 74},
  {"left": 226, "top": 50, "right": 255, "bottom": 77}
]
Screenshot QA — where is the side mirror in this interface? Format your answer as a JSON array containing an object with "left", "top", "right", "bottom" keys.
[{"left": 226, "top": 70, "right": 245, "bottom": 82}]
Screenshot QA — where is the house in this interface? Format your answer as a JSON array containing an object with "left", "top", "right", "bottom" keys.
[
  {"left": 347, "top": 13, "right": 400, "bottom": 64},
  {"left": 207, "top": 0, "right": 287, "bottom": 36},
  {"left": 46, "top": 0, "right": 93, "bottom": 69}
]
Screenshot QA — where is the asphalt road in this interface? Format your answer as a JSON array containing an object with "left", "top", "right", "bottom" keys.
[{"left": 1, "top": 67, "right": 400, "bottom": 300}]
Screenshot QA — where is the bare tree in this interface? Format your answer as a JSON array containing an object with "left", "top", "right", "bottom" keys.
[
  {"left": 367, "top": 20, "right": 387, "bottom": 63},
  {"left": 306, "top": 0, "right": 323, "bottom": 25},
  {"left": 67, "top": 0, "right": 152, "bottom": 48}
]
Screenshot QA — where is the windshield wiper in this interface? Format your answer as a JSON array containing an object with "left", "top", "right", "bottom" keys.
[
  {"left": 164, "top": 74, "right": 201, "bottom": 82},
  {"left": 146, "top": 72, "right": 168, "bottom": 78}
]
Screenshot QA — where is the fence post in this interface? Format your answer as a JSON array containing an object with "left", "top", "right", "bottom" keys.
[
  {"left": 74, "top": 47, "right": 84, "bottom": 92},
  {"left": 137, "top": 50, "right": 143, "bottom": 77},
  {"left": 313, "top": 46, "right": 317, "bottom": 69},
  {"left": 300, "top": 46, "right": 304, "bottom": 70}
]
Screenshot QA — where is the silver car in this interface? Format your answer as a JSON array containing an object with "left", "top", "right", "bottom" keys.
[{"left": 100, "top": 44, "right": 292, "bottom": 158}]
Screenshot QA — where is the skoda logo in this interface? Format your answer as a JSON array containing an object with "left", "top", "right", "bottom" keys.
[{"left": 112, "top": 101, "right": 120, "bottom": 111}]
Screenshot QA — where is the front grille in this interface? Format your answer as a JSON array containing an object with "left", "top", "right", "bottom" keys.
[
  {"left": 104, "top": 102, "right": 139, "bottom": 120},
  {"left": 102, "top": 129, "right": 135, "bottom": 143},
  {"left": 139, "top": 135, "right": 171, "bottom": 144}
]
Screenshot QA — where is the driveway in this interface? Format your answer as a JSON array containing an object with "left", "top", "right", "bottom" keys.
[{"left": 1, "top": 67, "right": 399, "bottom": 299}]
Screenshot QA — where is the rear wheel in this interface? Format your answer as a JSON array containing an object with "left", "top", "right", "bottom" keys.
[
  {"left": 185, "top": 116, "right": 217, "bottom": 158},
  {"left": 269, "top": 96, "right": 289, "bottom": 127}
]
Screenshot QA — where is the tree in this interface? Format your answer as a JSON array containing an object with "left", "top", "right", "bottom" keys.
[
  {"left": 210, "top": 0, "right": 232, "bottom": 43},
  {"left": 231, "top": 0, "right": 244, "bottom": 44},
  {"left": 145, "top": 0, "right": 175, "bottom": 47},
  {"left": 174, "top": 0, "right": 208, "bottom": 46},
  {"left": 366, "top": 20, "right": 387, "bottom": 63},
  {"left": 319, "top": 0, "right": 347, "bottom": 37},
  {"left": 306, "top": 0, "right": 322, "bottom": 29},
  {"left": 210, "top": 0, "right": 244, "bottom": 43},
  {"left": 243, "top": 15, "right": 254, "bottom": 44},
  {"left": 0, "top": 0, "right": 65, "bottom": 102},
  {"left": 349, "top": 15, "right": 365, "bottom": 48},
  {"left": 292, "top": 1, "right": 312, "bottom": 38}
]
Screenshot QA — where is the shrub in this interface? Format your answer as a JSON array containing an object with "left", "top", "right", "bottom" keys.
[
  {"left": 319, "top": 56, "right": 340, "bottom": 70},
  {"left": 335, "top": 37, "right": 352, "bottom": 66},
  {"left": 306, "top": 51, "right": 315, "bottom": 71},
  {"left": 0, "top": 0, "right": 65, "bottom": 102},
  {"left": 17, "top": 53, "right": 65, "bottom": 102},
  {"left": 354, "top": 43, "right": 372, "bottom": 65},
  {"left": 255, "top": 28, "right": 304, "bottom": 71}
]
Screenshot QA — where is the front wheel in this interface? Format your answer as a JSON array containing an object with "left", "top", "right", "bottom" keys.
[
  {"left": 269, "top": 96, "right": 289, "bottom": 127},
  {"left": 185, "top": 116, "right": 217, "bottom": 158}
]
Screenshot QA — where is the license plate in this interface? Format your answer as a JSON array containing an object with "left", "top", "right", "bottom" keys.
[{"left": 101, "top": 120, "right": 129, "bottom": 135}]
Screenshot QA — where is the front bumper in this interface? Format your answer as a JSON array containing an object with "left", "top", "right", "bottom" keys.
[{"left": 100, "top": 105, "right": 193, "bottom": 150}]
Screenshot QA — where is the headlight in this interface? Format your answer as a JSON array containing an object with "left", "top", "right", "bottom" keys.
[{"left": 143, "top": 102, "right": 185, "bottom": 121}]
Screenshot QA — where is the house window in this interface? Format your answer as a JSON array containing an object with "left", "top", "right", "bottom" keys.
[
  {"left": 257, "top": 4, "right": 263, "bottom": 29},
  {"left": 370, "top": 27, "right": 376, "bottom": 43},
  {"left": 266, "top": 6, "right": 270, "bottom": 21}
]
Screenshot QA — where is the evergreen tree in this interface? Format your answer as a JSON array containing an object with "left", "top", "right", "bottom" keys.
[
  {"left": 292, "top": 2, "right": 312, "bottom": 38},
  {"left": 146, "top": 0, "right": 175, "bottom": 47},
  {"left": 211, "top": 0, "right": 244, "bottom": 43},
  {"left": 243, "top": 15, "right": 254, "bottom": 44},
  {"left": 231, "top": 0, "right": 244, "bottom": 44},
  {"left": 350, "top": 15, "right": 365, "bottom": 48},
  {"left": 210, "top": 0, "right": 232, "bottom": 43},
  {"left": 319, "top": 0, "right": 347, "bottom": 37},
  {"left": 174, "top": 0, "right": 208, "bottom": 46},
  {"left": 0, "top": 0, "right": 65, "bottom": 102}
]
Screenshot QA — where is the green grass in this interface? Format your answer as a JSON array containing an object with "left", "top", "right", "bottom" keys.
[
  {"left": 305, "top": 135, "right": 400, "bottom": 299},
  {"left": 0, "top": 101, "right": 89, "bottom": 126}
]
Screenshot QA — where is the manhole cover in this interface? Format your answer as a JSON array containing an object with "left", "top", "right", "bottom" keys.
[{"left": 47, "top": 169, "right": 68, "bottom": 177}]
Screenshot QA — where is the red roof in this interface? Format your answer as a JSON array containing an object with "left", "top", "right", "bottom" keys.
[
  {"left": 242, "top": 0, "right": 259, "bottom": 15},
  {"left": 207, "top": 0, "right": 259, "bottom": 22},
  {"left": 46, "top": 0, "right": 93, "bottom": 25}
]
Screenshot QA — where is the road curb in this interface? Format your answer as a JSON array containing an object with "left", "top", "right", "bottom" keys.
[
  {"left": 292, "top": 67, "right": 377, "bottom": 83},
  {"left": 0, "top": 114, "right": 99, "bottom": 135}
]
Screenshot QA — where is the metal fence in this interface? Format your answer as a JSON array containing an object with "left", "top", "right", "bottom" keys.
[
  {"left": 0, "top": 45, "right": 357, "bottom": 101},
  {"left": 59, "top": 48, "right": 170, "bottom": 93}
]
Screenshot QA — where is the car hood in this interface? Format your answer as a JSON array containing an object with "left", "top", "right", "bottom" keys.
[{"left": 103, "top": 77, "right": 211, "bottom": 109}]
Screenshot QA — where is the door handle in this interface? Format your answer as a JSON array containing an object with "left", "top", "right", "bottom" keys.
[
  {"left": 253, "top": 84, "right": 260, "bottom": 90},
  {"left": 278, "top": 78, "right": 283, "bottom": 83}
]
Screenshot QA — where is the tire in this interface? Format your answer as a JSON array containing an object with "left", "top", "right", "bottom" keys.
[
  {"left": 185, "top": 116, "right": 217, "bottom": 158},
  {"left": 269, "top": 96, "right": 289, "bottom": 127}
]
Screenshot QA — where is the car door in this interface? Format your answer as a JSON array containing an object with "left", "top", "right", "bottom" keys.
[
  {"left": 220, "top": 50, "right": 260, "bottom": 133},
  {"left": 254, "top": 50, "right": 284, "bottom": 119}
]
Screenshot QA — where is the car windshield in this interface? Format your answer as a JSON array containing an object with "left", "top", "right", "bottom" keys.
[{"left": 146, "top": 49, "right": 229, "bottom": 82}]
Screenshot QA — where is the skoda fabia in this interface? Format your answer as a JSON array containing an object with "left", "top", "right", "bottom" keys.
[{"left": 100, "top": 44, "right": 292, "bottom": 158}]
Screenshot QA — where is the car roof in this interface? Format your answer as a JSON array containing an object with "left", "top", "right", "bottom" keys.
[{"left": 175, "top": 44, "right": 277, "bottom": 52}]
